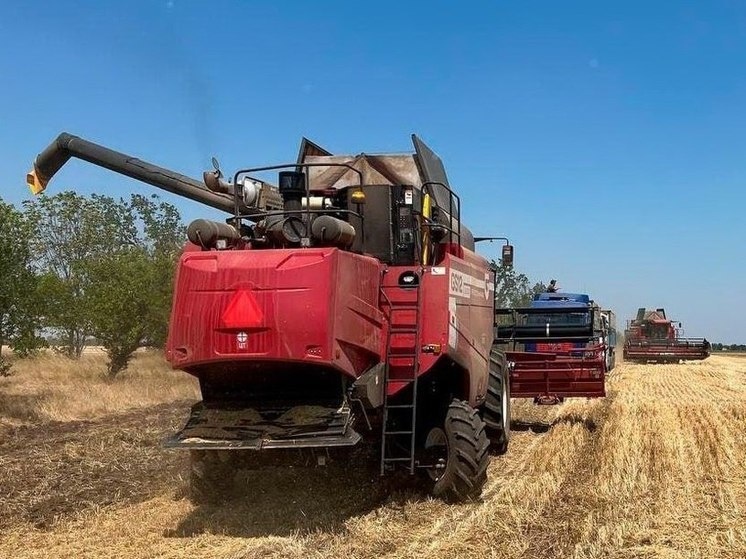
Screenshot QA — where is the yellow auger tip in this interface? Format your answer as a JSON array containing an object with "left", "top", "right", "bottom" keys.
[{"left": 26, "top": 169, "right": 47, "bottom": 195}]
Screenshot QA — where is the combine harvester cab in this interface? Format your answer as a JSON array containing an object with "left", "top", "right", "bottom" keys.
[
  {"left": 495, "top": 292, "right": 617, "bottom": 404},
  {"left": 623, "top": 308, "right": 710, "bottom": 363},
  {"left": 27, "top": 133, "right": 513, "bottom": 503}
]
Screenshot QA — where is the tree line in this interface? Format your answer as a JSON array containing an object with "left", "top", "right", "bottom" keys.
[
  {"left": 0, "top": 192, "right": 183, "bottom": 376},
  {"left": 711, "top": 343, "right": 746, "bottom": 352}
]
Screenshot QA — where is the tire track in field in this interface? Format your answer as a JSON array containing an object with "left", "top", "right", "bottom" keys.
[
  {"left": 313, "top": 427, "right": 549, "bottom": 559},
  {"left": 371, "top": 397, "right": 611, "bottom": 559}
]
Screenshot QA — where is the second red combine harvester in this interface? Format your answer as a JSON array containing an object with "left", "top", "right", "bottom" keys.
[
  {"left": 623, "top": 308, "right": 710, "bottom": 363},
  {"left": 28, "top": 133, "right": 518, "bottom": 503}
]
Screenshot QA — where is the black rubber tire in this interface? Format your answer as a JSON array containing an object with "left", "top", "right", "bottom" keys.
[
  {"left": 482, "top": 350, "right": 511, "bottom": 454},
  {"left": 431, "top": 399, "right": 490, "bottom": 502},
  {"left": 189, "top": 450, "right": 235, "bottom": 504}
]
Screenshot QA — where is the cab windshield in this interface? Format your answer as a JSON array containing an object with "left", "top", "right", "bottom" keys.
[{"left": 527, "top": 311, "right": 590, "bottom": 326}]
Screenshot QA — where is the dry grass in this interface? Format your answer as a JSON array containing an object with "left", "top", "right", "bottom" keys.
[
  {"left": 1, "top": 356, "right": 745, "bottom": 558},
  {"left": 0, "top": 350, "right": 199, "bottom": 425},
  {"left": 719, "top": 352, "right": 746, "bottom": 359}
]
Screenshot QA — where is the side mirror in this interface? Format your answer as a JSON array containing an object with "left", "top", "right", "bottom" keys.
[{"left": 502, "top": 244, "right": 514, "bottom": 267}]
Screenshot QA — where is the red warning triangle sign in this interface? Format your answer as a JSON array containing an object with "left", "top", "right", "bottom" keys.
[{"left": 221, "top": 290, "right": 264, "bottom": 329}]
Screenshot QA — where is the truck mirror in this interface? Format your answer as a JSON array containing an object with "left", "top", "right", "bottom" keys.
[{"left": 502, "top": 244, "right": 514, "bottom": 267}]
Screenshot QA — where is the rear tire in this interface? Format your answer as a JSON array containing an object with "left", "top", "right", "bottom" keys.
[
  {"left": 190, "top": 450, "right": 235, "bottom": 504},
  {"left": 429, "top": 399, "right": 490, "bottom": 502},
  {"left": 482, "top": 351, "right": 511, "bottom": 454}
]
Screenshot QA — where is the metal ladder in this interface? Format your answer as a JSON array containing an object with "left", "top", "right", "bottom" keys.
[{"left": 379, "top": 273, "right": 422, "bottom": 475}]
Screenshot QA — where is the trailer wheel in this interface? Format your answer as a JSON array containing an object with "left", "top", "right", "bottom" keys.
[
  {"left": 482, "top": 351, "right": 511, "bottom": 454},
  {"left": 189, "top": 450, "right": 234, "bottom": 504},
  {"left": 426, "top": 399, "right": 490, "bottom": 502}
]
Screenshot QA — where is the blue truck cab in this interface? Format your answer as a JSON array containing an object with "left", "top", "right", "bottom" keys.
[
  {"left": 525, "top": 293, "right": 592, "bottom": 352},
  {"left": 525, "top": 292, "right": 617, "bottom": 370}
]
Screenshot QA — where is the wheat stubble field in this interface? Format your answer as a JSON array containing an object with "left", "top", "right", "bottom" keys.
[{"left": 0, "top": 352, "right": 744, "bottom": 559}]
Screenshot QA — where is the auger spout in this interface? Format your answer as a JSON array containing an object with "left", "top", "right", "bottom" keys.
[{"left": 27, "top": 132, "right": 251, "bottom": 214}]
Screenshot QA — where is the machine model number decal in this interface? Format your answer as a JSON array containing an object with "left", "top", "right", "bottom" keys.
[
  {"left": 449, "top": 269, "right": 494, "bottom": 299},
  {"left": 449, "top": 270, "right": 471, "bottom": 298}
]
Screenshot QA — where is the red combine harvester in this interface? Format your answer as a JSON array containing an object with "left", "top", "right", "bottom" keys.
[
  {"left": 623, "top": 308, "right": 710, "bottom": 363},
  {"left": 28, "top": 133, "right": 515, "bottom": 502},
  {"left": 494, "top": 291, "right": 617, "bottom": 405}
]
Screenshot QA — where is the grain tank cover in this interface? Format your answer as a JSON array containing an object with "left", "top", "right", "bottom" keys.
[{"left": 304, "top": 153, "right": 422, "bottom": 190}]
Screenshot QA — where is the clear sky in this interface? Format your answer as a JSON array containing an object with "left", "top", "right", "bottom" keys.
[{"left": 1, "top": 1, "right": 744, "bottom": 343}]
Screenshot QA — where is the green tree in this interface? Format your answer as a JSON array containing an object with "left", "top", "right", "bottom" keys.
[
  {"left": 25, "top": 192, "right": 183, "bottom": 374},
  {"left": 128, "top": 194, "right": 183, "bottom": 348},
  {"left": 0, "top": 200, "right": 44, "bottom": 371},
  {"left": 492, "top": 260, "right": 546, "bottom": 308},
  {"left": 83, "top": 194, "right": 183, "bottom": 375},
  {"left": 24, "top": 192, "right": 139, "bottom": 357},
  {"left": 84, "top": 248, "right": 165, "bottom": 376}
]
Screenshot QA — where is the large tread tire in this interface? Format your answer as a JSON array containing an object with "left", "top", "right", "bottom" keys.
[
  {"left": 482, "top": 350, "right": 511, "bottom": 454},
  {"left": 189, "top": 450, "right": 235, "bottom": 504},
  {"left": 432, "top": 400, "right": 490, "bottom": 502}
]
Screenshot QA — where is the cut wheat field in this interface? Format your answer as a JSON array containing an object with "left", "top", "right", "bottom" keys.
[{"left": 0, "top": 352, "right": 744, "bottom": 559}]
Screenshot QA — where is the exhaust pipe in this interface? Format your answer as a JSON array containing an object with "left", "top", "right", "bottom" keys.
[{"left": 27, "top": 133, "right": 254, "bottom": 215}]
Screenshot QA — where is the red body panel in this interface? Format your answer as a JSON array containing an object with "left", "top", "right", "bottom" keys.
[
  {"left": 381, "top": 249, "right": 494, "bottom": 406},
  {"left": 166, "top": 246, "right": 383, "bottom": 379},
  {"left": 441, "top": 250, "right": 495, "bottom": 405},
  {"left": 165, "top": 243, "right": 493, "bottom": 408}
]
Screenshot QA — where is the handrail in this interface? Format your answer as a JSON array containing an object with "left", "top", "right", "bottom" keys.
[{"left": 421, "top": 181, "right": 461, "bottom": 248}]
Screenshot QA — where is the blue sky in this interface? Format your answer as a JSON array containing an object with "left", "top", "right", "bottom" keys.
[{"left": 1, "top": 1, "right": 744, "bottom": 342}]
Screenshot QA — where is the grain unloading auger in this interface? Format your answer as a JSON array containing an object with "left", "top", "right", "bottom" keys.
[
  {"left": 494, "top": 291, "right": 617, "bottom": 405},
  {"left": 26, "top": 132, "right": 283, "bottom": 214},
  {"left": 623, "top": 308, "right": 710, "bottom": 363},
  {"left": 27, "top": 132, "right": 515, "bottom": 503}
]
